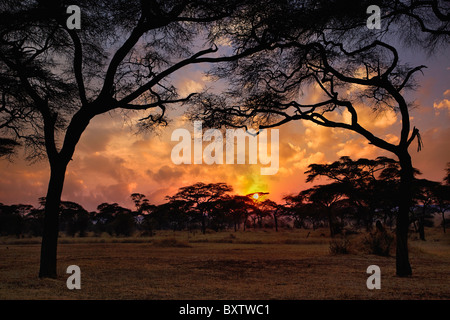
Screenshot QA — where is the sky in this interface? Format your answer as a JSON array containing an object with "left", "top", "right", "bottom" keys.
[{"left": 0, "top": 44, "right": 449, "bottom": 212}]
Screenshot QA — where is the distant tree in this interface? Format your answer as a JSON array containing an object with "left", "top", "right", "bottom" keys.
[
  {"left": 130, "top": 193, "right": 156, "bottom": 236},
  {"left": 283, "top": 194, "right": 312, "bottom": 229},
  {"left": 207, "top": 198, "right": 231, "bottom": 231},
  {"left": 112, "top": 211, "right": 136, "bottom": 237},
  {"left": 307, "top": 157, "right": 383, "bottom": 231},
  {"left": 24, "top": 203, "right": 45, "bottom": 237},
  {"left": 156, "top": 199, "right": 192, "bottom": 231},
  {"left": 168, "top": 182, "right": 233, "bottom": 234},
  {"left": 445, "top": 163, "right": 450, "bottom": 186},
  {"left": 38, "top": 197, "right": 90, "bottom": 237},
  {"left": 219, "top": 195, "right": 255, "bottom": 231},
  {"left": 412, "top": 179, "right": 441, "bottom": 240},
  {"left": 439, "top": 163, "right": 450, "bottom": 232},
  {"left": 257, "top": 199, "right": 281, "bottom": 231},
  {"left": 131, "top": 193, "right": 147, "bottom": 212},
  {"left": 94, "top": 202, "right": 134, "bottom": 236},
  {"left": 433, "top": 183, "right": 450, "bottom": 233},
  {"left": 300, "top": 183, "right": 347, "bottom": 237},
  {"left": 305, "top": 156, "right": 421, "bottom": 231},
  {"left": 0, "top": 203, "right": 23, "bottom": 237},
  {"left": 59, "top": 201, "right": 90, "bottom": 237}
]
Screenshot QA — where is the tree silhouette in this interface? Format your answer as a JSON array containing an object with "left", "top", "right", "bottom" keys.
[
  {"left": 94, "top": 202, "right": 134, "bottom": 236},
  {"left": 445, "top": 163, "right": 450, "bottom": 186},
  {"left": 191, "top": 0, "right": 448, "bottom": 276},
  {"left": 131, "top": 193, "right": 147, "bottom": 212},
  {"left": 218, "top": 195, "right": 255, "bottom": 231},
  {"left": 167, "top": 182, "right": 233, "bottom": 234},
  {"left": 300, "top": 183, "right": 346, "bottom": 237},
  {"left": 412, "top": 179, "right": 442, "bottom": 240},
  {"left": 59, "top": 200, "right": 89, "bottom": 237},
  {"left": 433, "top": 183, "right": 450, "bottom": 233},
  {"left": 130, "top": 193, "right": 157, "bottom": 235},
  {"left": 282, "top": 194, "right": 310, "bottom": 229},
  {"left": 257, "top": 199, "right": 282, "bottom": 231},
  {"left": 0, "top": 203, "right": 25, "bottom": 237},
  {"left": 0, "top": 0, "right": 257, "bottom": 277},
  {"left": 305, "top": 156, "right": 418, "bottom": 231},
  {"left": 158, "top": 199, "right": 192, "bottom": 232}
]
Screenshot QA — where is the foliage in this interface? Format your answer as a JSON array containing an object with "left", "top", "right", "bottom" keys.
[
  {"left": 363, "top": 230, "right": 394, "bottom": 256},
  {"left": 329, "top": 236, "right": 350, "bottom": 255}
]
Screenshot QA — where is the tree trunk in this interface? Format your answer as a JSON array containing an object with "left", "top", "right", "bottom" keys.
[
  {"left": 419, "top": 207, "right": 426, "bottom": 241},
  {"left": 396, "top": 151, "right": 413, "bottom": 277},
  {"left": 327, "top": 207, "right": 336, "bottom": 237},
  {"left": 442, "top": 212, "right": 446, "bottom": 234},
  {"left": 201, "top": 212, "right": 206, "bottom": 235},
  {"left": 39, "top": 161, "right": 68, "bottom": 278},
  {"left": 366, "top": 210, "right": 374, "bottom": 232},
  {"left": 274, "top": 213, "right": 278, "bottom": 232}
]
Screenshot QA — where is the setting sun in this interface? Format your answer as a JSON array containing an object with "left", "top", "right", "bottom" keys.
[{"left": 252, "top": 193, "right": 259, "bottom": 200}]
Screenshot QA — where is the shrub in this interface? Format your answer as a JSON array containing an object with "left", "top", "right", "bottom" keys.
[
  {"left": 329, "top": 237, "right": 350, "bottom": 254},
  {"left": 363, "top": 231, "right": 394, "bottom": 256}
]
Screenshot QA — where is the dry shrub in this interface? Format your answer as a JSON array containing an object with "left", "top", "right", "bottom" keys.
[
  {"left": 363, "top": 231, "right": 394, "bottom": 256},
  {"left": 329, "top": 237, "right": 350, "bottom": 254}
]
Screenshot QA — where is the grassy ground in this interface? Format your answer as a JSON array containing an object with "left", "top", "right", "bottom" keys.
[{"left": 1, "top": 227, "right": 449, "bottom": 300}]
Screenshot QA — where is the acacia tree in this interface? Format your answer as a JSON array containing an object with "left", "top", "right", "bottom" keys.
[
  {"left": 225, "top": 195, "right": 256, "bottom": 231},
  {"left": 282, "top": 193, "right": 312, "bottom": 229},
  {"left": 434, "top": 163, "right": 450, "bottom": 233},
  {"left": 167, "top": 182, "right": 233, "bottom": 234},
  {"left": 0, "top": 0, "right": 258, "bottom": 278},
  {"left": 307, "top": 157, "right": 382, "bottom": 231},
  {"left": 190, "top": 1, "right": 449, "bottom": 276},
  {"left": 130, "top": 193, "right": 156, "bottom": 235},
  {"left": 300, "top": 183, "right": 347, "bottom": 237},
  {"left": 434, "top": 183, "right": 450, "bottom": 233},
  {"left": 59, "top": 200, "right": 90, "bottom": 237},
  {"left": 445, "top": 163, "right": 450, "bottom": 185},
  {"left": 412, "top": 179, "right": 442, "bottom": 240},
  {"left": 306, "top": 156, "right": 419, "bottom": 231}
]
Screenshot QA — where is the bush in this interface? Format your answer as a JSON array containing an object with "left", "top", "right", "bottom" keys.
[
  {"left": 329, "top": 237, "right": 350, "bottom": 254},
  {"left": 363, "top": 231, "right": 394, "bottom": 256}
]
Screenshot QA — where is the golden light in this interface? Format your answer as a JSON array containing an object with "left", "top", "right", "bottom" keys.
[{"left": 252, "top": 193, "right": 259, "bottom": 200}]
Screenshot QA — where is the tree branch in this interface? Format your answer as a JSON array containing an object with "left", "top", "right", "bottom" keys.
[{"left": 66, "top": 29, "right": 87, "bottom": 105}]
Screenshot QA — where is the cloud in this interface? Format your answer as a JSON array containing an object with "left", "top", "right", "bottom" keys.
[
  {"left": 0, "top": 159, "right": 48, "bottom": 207},
  {"left": 433, "top": 99, "right": 450, "bottom": 115},
  {"left": 336, "top": 138, "right": 380, "bottom": 159},
  {"left": 148, "top": 165, "right": 185, "bottom": 183}
]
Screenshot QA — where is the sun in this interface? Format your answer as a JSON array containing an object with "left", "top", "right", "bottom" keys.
[{"left": 252, "top": 193, "right": 259, "bottom": 200}]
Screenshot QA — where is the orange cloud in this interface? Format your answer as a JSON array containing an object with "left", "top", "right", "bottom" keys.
[{"left": 434, "top": 99, "right": 450, "bottom": 115}]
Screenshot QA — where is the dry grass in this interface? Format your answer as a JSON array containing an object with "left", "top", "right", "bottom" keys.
[{"left": 0, "top": 227, "right": 449, "bottom": 300}]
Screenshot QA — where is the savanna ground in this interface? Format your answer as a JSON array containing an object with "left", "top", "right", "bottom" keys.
[{"left": 1, "top": 227, "right": 449, "bottom": 300}]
